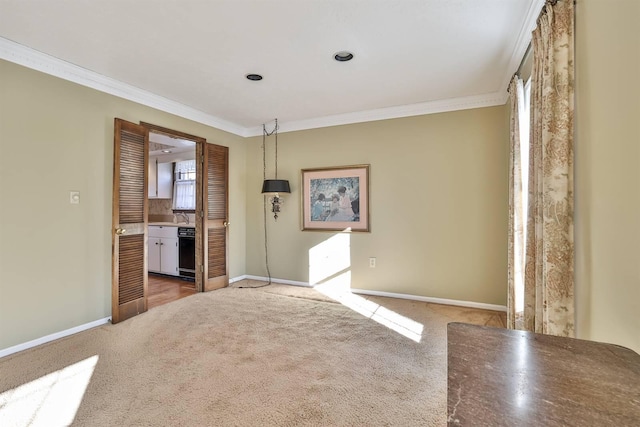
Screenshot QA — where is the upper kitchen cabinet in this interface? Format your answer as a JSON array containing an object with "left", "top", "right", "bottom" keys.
[
  {"left": 149, "top": 157, "right": 173, "bottom": 199},
  {"left": 147, "top": 130, "right": 196, "bottom": 201}
]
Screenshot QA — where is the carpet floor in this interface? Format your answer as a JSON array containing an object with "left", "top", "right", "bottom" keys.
[{"left": 0, "top": 281, "right": 505, "bottom": 426}]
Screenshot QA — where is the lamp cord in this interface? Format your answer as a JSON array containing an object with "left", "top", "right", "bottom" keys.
[
  {"left": 263, "top": 121, "right": 274, "bottom": 285},
  {"left": 248, "top": 121, "right": 275, "bottom": 288},
  {"left": 237, "top": 124, "right": 273, "bottom": 289},
  {"left": 262, "top": 190, "right": 272, "bottom": 286}
]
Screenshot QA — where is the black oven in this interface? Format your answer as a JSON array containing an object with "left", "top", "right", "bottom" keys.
[{"left": 178, "top": 227, "right": 195, "bottom": 279}]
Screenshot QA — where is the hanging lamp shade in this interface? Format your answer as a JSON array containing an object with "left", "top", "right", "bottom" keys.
[{"left": 262, "top": 179, "right": 291, "bottom": 194}]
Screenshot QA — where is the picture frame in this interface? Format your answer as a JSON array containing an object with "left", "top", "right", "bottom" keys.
[{"left": 301, "top": 164, "right": 370, "bottom": 232}]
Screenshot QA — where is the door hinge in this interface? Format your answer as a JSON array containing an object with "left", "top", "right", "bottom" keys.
[
  {"left": 200, "top": 265, "right": 204, "bottom": 273},
  {"left": 200, "top": 155, "right": 204, "bottom": 164},
  {"left": 200, "top": 211, "right": 204, "bottom": 218}
]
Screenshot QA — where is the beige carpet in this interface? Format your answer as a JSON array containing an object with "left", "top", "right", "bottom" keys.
[{"left": 0, "top": 281, "right": 504, "bottom": 426}]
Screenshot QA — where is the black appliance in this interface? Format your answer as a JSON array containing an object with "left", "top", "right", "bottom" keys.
[{"left": 178, "top": 227, "right": 195, "bottom": 279}]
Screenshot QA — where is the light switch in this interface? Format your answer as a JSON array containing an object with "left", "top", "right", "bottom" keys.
[{"left": 70, "top": 191, "right": 80, "bottom": 204}]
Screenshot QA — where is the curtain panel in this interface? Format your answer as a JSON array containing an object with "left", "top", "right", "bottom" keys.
[{"left": 524, "top": 0, "right": 575, "bottom": 336}]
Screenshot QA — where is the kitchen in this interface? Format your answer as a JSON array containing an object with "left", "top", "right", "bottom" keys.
[{"left": 147, "top": 131, "right": 197, "bottom": 308}]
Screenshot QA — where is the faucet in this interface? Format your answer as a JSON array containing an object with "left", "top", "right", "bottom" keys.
[{"left": 178, "top": 212, "right": 189, "bottom": 224}]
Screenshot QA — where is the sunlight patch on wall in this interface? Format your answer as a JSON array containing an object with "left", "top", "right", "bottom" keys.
[
  {"left": 308, "top": 232, "right": 351, "bottom": 285},
  {"left": 309, "top": 233, "right": 423, "bottom": 342},
  {"left": 0, "top": 355, "right": 98, "bottom": 426}
]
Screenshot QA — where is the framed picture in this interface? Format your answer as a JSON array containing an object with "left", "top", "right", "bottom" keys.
[{"left": 301, "top": 164, "right": 370, "bottom": 232}]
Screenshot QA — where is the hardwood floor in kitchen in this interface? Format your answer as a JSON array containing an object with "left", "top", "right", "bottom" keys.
[{"left": 148, "top": 274, "right": 197, "bottom": 309}]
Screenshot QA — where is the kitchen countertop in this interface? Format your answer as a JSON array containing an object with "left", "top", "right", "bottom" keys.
[
  {"left": 447, "top": 322, "right": 640, "bottom": 426},
  {"left": 148, "top": 222, "right": 195, "bottom": 228}
]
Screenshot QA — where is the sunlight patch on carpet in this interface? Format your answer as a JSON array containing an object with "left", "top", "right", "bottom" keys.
[
  {"left": 0, "top": 355, "right": 98, "bottom": 426},
  {"left": 309, "top": 233, "right": 423, "bottom": 342},
  {"left": 315, "top": 275, "right": 424, "bottom": 342}
]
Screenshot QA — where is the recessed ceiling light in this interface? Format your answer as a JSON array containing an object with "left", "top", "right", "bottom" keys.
[
  {"left": 246, "top": 74, "right": 263, "bottom": 81},
  {"left": 161, "top": 150, "right": 172, "bottom": 153},
  {"left": 334, "top": 51, "right": 354, "bottom": 62}
]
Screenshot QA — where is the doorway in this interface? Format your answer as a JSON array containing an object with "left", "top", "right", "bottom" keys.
[
  {"left": 147, "top": 274, "right": 196, "bottom": 309},
  {"left": 111, "top": 119, "right": 229, "bottom": 323},
  {"left": 147, "top": 130, "right": 196, "bottom": 308}
]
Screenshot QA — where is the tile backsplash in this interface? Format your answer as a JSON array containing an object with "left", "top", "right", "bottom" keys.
[
  {"left": 149, "top": 199, "right": 173, "bottom": 215},
  {"left": 148, "top": 199, "right": 196, "bottom": 223}
]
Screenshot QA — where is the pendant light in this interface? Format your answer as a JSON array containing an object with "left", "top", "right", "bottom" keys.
[{"left": 262, "top": 118, "right": 290, "bottom": 220}]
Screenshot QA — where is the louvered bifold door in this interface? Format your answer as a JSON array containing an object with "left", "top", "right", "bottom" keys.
[
  {"left": 202, "top": 143, "right": 229, "bottom": 291},
  {"left": 112, "top": 118, "right": 148, "bottom": 323}
]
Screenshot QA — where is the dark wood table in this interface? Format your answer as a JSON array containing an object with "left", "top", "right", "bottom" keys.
[{"left": 447, "top": 322, "right": 640, "bottom": 426}]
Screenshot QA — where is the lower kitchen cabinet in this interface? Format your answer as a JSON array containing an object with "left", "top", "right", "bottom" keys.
[{"left": 148, "top": 226, "right": 179, "bottom": 276}]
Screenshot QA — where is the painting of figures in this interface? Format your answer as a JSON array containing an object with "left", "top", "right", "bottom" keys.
[{"left": 302, "top": 165, "right": 369, "bottom": 232}]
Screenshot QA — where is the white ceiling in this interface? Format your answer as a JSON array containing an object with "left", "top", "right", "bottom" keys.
[
  {"left": 149, "top": 132, "right": 196, "bottom": 163},
  {"left": 0, "top": 0, "right": 543, "bottom": 137}
]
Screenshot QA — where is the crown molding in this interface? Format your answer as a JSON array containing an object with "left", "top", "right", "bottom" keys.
[
  {"left": 2, "top": 36, "right": 516, "bottom": 139},
  {"left": 245, "top": 91, "right": 508, "bottom": 136},
  {"left": 0, "top": 37, "right": 248, "bottom": 137},
  {"left": 498, "top": 0, "right": 544, "bottom": 92}
]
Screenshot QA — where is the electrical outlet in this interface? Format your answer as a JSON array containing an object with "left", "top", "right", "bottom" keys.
[
  {"left": 369, "top": 257, "right": 376, "bottom": 268},
  {"left": 70, "top": 191, "right": 80, "bottom": 204}
]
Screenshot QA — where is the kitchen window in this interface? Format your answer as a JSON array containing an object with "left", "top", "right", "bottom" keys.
[{"left": 173, "top": 160, "right": 196, "bottom": 210}]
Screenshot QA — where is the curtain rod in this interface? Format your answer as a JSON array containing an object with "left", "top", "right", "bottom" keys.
[
  {"left": 516, "top": 43, "right": 532, "bottom": 76},
  {"left": 507, "top": 42, "right": 533, "bottom": 92},
  {"left": 509, "top": 0, "right": 559, "bottom": 91}
]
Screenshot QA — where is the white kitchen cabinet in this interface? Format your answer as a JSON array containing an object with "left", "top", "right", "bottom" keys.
[
  {"left": 148, "top": 236, "right": 161, "bottom": 272},
  {"left": 148, "top": 226, "right": 178, "bottom": 276},
  {"left": 149, "top": 158, "right": 173, "bottom": 199},
  {"left": 159, "top": 237, "right": 178, "bottom": 275},
  {"left": 149, "top": 157, "right": 157, "bottom": 198}
]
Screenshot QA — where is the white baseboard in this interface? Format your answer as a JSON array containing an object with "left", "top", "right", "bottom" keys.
[
  {"left": 0, "top": 317, "right": 111, "bottom": 359},
  {"left": 350, "top": 289, "right": 507, "bottom": 312},
  {"left": 229, "top": 275, "right": 249, "bottom": 284},
  {"left": 241, "top": 275, "right": 312, "bottom": 288},
  {"left": 235, "top": 275, "right": 507, "bottom": 312}
]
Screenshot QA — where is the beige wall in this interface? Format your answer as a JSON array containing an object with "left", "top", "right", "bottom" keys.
[
  {"left": 245, "top": 108, "right": 510, "bottom": 305},
  {"left": 0, "top": 60, "right": 247, "bottom": 350},
  {"left": 575, "top": 0, "right": 640, "bottom": 352},
  {"left": 4, "top": 0, "right": 637, "bottom": 355}
]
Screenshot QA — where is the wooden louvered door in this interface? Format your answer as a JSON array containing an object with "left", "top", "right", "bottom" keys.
[
  {"left": 199, "top": 142, "right": 229, "bottom": 291},
  {"left": 111, "top": 118, "right": 148, "bottom": 323}
]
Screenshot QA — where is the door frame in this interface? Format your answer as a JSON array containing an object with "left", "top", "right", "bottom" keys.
[{"left": 141, "top": 122, "right": 208, "bottom": 293}]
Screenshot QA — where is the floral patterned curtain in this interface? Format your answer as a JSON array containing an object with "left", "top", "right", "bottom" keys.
[{"left": 523, "top": 0, "right": 575, "bottom": 336}]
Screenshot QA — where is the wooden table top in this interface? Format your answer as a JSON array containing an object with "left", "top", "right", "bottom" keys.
[{"left": 447, "top": 322, "right": 640, "bottom": 426}]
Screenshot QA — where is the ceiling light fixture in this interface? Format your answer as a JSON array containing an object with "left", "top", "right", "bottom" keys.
[
  {"left": 261, "top": 118, "right": 290, "bottom": 220},
  {"left": 334, "top": 51, "right": 354, "bottom": 62},
  {"left": 246, "top": 73, "right": 263, "bottom": 81},
  {"left": 161, "top": 150, "right": 172, "bottom": 153}
]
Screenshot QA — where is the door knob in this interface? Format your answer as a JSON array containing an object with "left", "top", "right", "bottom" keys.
[
  {"left": 223, "top": 221, "right": 230, "bottom": 227},
  {"left": 115, "top": 228, "right": 126, "bottom": 235}
]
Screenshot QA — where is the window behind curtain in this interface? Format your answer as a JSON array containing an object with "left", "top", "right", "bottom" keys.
[
  {"left": 515, "top": 78, "right": 531, "bottom": 314},
  {"left": 173, "top": 160, "right": 196, "bottom": 210}
]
